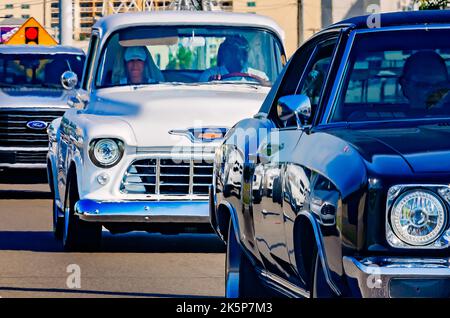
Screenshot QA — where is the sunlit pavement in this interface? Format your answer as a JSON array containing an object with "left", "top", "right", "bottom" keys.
[{"left": 0, "top": 170, "right": 225, "bottom": 298}]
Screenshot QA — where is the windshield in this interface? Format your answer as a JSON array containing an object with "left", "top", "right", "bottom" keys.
[
  {"left": 0, "top": 53, "right": 85, "bottom": 89},
  {"left": 330, "top": 29, "right": 450, "bottom": 123},
  {"left": 96, "top": 26, "right": 283, "bottom": 88}
]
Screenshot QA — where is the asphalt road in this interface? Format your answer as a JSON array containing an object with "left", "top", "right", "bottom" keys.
[{"left": 0, "top": 169, "right": 226, "bottom": 298}]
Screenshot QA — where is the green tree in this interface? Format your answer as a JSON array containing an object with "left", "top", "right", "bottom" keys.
[
  {"left": 415, "top": 0, "right": 449, "bottom": 9},
  {"left": 167, "top": 46, "right": 194, "bottom": 70}
]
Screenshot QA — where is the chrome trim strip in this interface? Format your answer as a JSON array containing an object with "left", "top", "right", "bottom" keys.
[
  {"left": 189, "top": 159, "right": 194, "bottom": 195},
  {"left": 356, "top": 24, "right": 450, "bottom": 34},
  {"left": 0, "top": 147, "right": 48, "bottom": 151},
  {"left": 79, "top": 214, "right": 210, "bottom": 223},
  {"left": 343, "top": 256, "right": 450, "bottom": 298},
  {"left": 0, "top": 163, "right": 46, "bottom": 168},
  {"left": 0, "top": 107, "right": 68, "bottom": 111},
  {"left": 257, "top": 268, "right": 310, "bottom": 298},
  {"left": 156, "top": 158, "right": 160, "bottom": 195},
  {"left": 74, "top": 199, "right": 210, "bottom": 223},
  {"left": 344, "top": 256, "right": 450, "bottom": 277},
  {"left": 137, "top": 146, "right": 216, "bottom": 154},
  {"left": 117, "top": 194, "right": 209, "bottom": 201}
]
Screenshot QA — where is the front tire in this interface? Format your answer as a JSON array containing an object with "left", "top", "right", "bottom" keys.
[
  {"left": 225, "top": 220, "right": 266, "bottom": 297},
  {"left": 63, "top": 176, "right": 102, "bottom": 252}
]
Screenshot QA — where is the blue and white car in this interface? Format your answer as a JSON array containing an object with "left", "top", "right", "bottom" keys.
[{"left": 47, "top": 11, "right": 286, "bottom": 251}]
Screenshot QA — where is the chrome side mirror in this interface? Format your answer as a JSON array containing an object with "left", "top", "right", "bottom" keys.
[
  {"left": 277, "top": 94, "right": 311, "bottom": 129},
  {"left": 61, "top": 71, "right": 78, "bottom": 90}
]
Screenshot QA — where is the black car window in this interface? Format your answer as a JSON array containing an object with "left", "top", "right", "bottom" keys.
[
  {"left": 330, "top": 29, "right": 450, "bottom": 123},
  {"left": 0, "top": 53, "right": 85, "bottom": 89},
  {"left": 296, "top": 39, "right": 337, "bottom": 108},
  {"left": 268, "top": 36, "right": 338, "bottom": 128}
]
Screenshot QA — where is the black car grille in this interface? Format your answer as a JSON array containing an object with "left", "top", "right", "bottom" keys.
[
  {"left": 0, "top": 110, "right": 66, "bottom": 147},
  {"left": 0, "top": 150, "right": 47, "bottom": 164},
  {"left": 15, "top": 151, "right": 48, "bottom": 164},
  {"left": 121, "top": 158, "right": 214, "bottom": 196}
]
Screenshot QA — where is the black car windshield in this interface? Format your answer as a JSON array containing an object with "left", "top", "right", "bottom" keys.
[
  {"left": 0, "top": 53, "right": 85, "bottom": 89},
  {"left": 95, "top": 26, "right": 284, "bottom": 88},
  {"left": 330, "top": 29, "right": 450, "bottom": 123}
]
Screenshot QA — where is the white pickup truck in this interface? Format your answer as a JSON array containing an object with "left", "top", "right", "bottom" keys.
[
  {"left": 0, "top": 45, "right": 84, "bottom": 170},
  {"left": 47, "top": 11, "right": 285, "bottom": 251}
]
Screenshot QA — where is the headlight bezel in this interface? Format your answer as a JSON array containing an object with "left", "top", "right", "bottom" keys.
[
  {"left": 386, "top": 184, "right": 450, "bottom": 249},
  {"left": 88, "top": 138, "right": 124, "bottom": 168}
]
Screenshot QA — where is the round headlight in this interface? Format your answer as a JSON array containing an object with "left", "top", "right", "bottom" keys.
[
  {"left": 391, "top": 190, "right": 447, "bottom": 246},
  {"left": 89, "top": 139, "right": 123, "bottom": 168}
]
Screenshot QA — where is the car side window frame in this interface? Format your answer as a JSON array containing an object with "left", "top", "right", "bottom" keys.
[
  {"left": 81, "top": 31, "right": 100, "bottom": 92},
  {"left": 317, "top": 29, "right": 356, "bottom": 126},
  {"left": 265, "top": 29, "right": 343, "bottom": 129}
]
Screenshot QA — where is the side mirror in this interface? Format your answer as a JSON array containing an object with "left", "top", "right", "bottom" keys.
[
  {"left": 61, "top": 71, "right": 78, "bottom": 90},
  {"left": 277, "top": 94, "right": 311, "bottom": 128}
]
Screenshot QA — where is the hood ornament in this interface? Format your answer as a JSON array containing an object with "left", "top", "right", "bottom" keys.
[{"left": 169, "top": 127, "right": 228, "bottom": 143}]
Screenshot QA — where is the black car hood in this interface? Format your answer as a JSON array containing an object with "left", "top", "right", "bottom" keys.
[{"left": 329, "top": 124, "right": 450, "bottom": 174}]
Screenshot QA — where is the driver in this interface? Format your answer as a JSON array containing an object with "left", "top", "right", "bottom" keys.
[
  {"left": 199, "top": 35, "right": 269, "bottom": 83},
  {"left": 120, "top": 46, "right": 161, "bottom": 85},
  {"left": 400, "top": 50, "right": 449, "bottom": 110}
]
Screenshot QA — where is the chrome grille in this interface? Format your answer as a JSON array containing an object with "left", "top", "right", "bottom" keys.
[
  {"left": 15, "top": 150, "right": 48, "bottom": 164},
  {"left": 121, "top": 157, "right": 214, "bottom": 197},
  {"left": 0, "top": 110, "right": 66, "bottom": 147}
]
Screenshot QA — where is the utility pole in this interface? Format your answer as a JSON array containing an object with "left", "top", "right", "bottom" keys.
[
  {"left": 43, "top": 0, "right": 46, "bottom": 27},
  {"left": 59, "top": 0, "right": 73, "bottom": 45},
  {"left": 297, "top": 0, "right": 303, "bottom": 46}
]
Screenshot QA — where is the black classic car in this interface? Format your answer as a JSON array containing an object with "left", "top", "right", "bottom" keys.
[{"left": 210, "top": 10, "right": 450, "bottom": 298}]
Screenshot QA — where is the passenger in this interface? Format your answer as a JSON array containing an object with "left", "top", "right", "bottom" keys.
[
  {"left": 199, "top": 35, "right": 268, "bottom": 83},
  {"left": 400, "top": 51, "right": 449, "bottom": 110},
  {"left": 120, "top": 46, "right": 164, "bottom": 85}
]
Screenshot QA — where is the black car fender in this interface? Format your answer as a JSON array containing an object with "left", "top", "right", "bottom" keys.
[{"left": 294, "top": 210, "right": 342, "bottom": 296}]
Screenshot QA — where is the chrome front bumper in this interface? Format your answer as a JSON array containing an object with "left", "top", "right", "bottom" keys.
[
  {"left": 74, "top": 199, "right": 210, "bottom": 223},
  {"left": 343, "top": 256, "right": 450, "bottom": 298}
]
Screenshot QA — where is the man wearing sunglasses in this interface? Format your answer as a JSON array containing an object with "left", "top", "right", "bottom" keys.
[{"left": 400, "top": 50, "right": 450, "bottom": 110}]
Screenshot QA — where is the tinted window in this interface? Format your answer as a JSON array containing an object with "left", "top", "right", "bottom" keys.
[
  {"left": 0, "top": 53, "right": 85, "bottom": 89},
  {"left": 331, "top": 29, "right": 450, "bottom": 123},
  {"left": 269, "top": 36, "right": 338, "bottom": 127}
]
